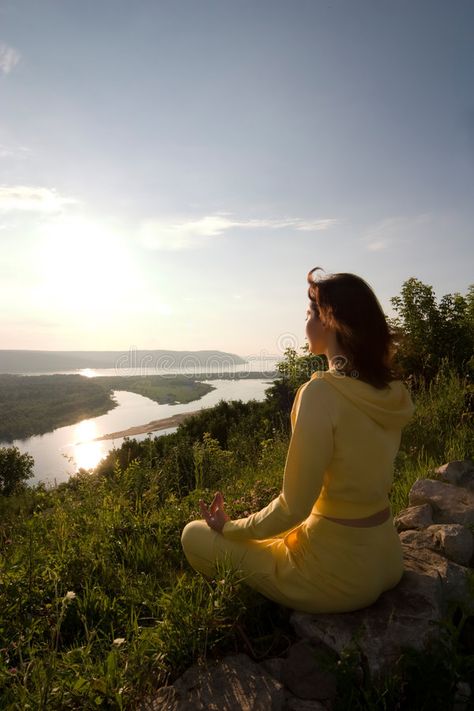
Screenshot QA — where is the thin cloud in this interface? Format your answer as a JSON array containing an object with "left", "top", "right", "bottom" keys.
[
  {"left": 139, "top": 214, "right": 338, "bottom": 250},
  {"left": 0, "top": 43, "right": 21, "bottom": 74},
  {"left": 362, "top": 215, "right": 430, "bottom": 251},
  {"left": 0, "top": 186, "right": 78, "bottom": 213},
  {"left": 0, "top": 143, "right": 31, "bottom": 159}
]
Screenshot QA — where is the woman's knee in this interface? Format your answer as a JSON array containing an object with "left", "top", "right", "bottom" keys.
[{"left": 181, "top": 519, "right": 211, "bottom": 558}]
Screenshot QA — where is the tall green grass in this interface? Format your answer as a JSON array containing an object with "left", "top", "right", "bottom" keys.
[{"left": 391, "top": 364, "right": 473, "bottom": 514}]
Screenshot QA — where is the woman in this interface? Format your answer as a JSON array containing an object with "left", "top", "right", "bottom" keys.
[{"left": 181, "top": 268, "right": 414, "bottom": 614}]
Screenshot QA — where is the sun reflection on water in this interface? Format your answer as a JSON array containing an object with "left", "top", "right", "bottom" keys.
[{"left": 72, "top": 420, "right": 106, "bottom": 471}]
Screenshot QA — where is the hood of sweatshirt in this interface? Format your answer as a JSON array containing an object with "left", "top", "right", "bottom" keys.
[{"left": 311, "top": 369, "right": 415, "bottom": 430}]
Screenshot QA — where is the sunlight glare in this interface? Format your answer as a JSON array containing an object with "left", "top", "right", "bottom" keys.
[
  {"left": 72, "top": 419, "right": 105, "bottom": 471},
  {"left": 38, "top": 215, "right": 131, "bottom": 313}
]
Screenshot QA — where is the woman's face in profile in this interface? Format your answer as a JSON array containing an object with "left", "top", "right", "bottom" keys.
[{"left": 305, "top": 304, "right": 328, "bottom": 355}]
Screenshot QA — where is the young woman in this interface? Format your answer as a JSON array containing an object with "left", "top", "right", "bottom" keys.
[{"left": 181, "top": 268, "right": 414, "bottom": 614}]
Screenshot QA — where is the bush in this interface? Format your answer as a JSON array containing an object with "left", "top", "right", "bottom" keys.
[{"left": 0, "top": 446, "right": 34, "bottom": 495}]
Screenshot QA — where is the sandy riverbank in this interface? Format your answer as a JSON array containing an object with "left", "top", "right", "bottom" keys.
[{"left": 94, "top": 408, "right": 210, "bottom": 441}]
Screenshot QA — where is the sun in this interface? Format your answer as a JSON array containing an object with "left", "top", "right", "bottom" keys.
[{"left": 37, "top": 215, "right": 130, "bottom": 313}]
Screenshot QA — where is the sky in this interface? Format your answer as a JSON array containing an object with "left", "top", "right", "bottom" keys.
[{"left": 0, "top": 0, "right": 473, "bottom": 359}]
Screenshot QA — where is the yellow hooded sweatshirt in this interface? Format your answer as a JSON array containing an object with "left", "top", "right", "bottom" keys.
[{"left": 222, "top": 369, "right": 414, "bottom": 541}]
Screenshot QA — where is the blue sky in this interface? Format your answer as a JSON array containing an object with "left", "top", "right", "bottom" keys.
[{"left": 0, "top": 0, "right": 473, "bottom": 357}]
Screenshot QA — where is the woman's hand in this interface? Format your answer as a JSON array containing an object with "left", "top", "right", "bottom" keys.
[{"left": 199, "top": 491, "right": 230, "bottom": 534}]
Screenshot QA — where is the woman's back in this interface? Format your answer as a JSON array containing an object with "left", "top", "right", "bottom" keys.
[{"left": 295, "top": 370, "right": 414, "bottom": 521}]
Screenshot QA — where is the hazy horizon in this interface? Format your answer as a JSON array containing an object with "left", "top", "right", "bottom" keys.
[{"left": 1, "top": 0, "right": 473, "bottom": 355}]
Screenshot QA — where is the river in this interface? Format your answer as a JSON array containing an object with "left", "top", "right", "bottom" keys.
[{"left": 8, "top": 377, "right": 274, "bottom": 485}]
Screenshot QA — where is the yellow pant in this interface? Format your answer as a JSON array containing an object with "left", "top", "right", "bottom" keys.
[{"left": 181, "top": 514, "right": 404, "bottom": 614}]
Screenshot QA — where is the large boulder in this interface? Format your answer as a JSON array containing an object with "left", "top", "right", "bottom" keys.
[
  {"left": 432, "top": 460, "right": 474, "bottom": 490},
  {"left": 140, "top": 654, "right": 285, "bottom": 711},
  {"left": 409, "top": 478, "right": 474, "bottom": 526},
  {"left": 399, "top": 524, "right": 474, "bottom": 566},
  {"left": 394, "top": 503, "right": 433, "bottom": 531},
  {"left": 290, "top": 546, "right": 443, "bottom": 677}
]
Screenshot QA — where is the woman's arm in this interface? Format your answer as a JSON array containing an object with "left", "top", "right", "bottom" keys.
[{"left": 222, "top": 380, "right": 334, "bottom": 541}]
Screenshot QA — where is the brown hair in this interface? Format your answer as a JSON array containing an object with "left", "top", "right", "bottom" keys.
[{"left": 307, "top": 267, "right": 396, "bottom": 388}]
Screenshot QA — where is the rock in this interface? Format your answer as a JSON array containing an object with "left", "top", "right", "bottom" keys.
[
  {"left": 141, "top": 686, "right": 180, "bottom": 710},
  {"left": 290, "top": 537, "right": 473, "bottom": 677},
  {"left": 399, "top": 524, "right": 474, "bottom": 566},
  {"left": 394, "top": 503, "right": 433, "bottom": 531},
  {"left": 454, "top": 680, "right": 472, "bottom": 711},
  {"left": 140, "top": 654, "right": 285, "bottom": 711},
  {"left": 261, "top": 657, "right": 285, "bottom": 682},
  {"left": 402, "top": 542, "right": 473, "bottom": 612},
  {"left": 433, "top": 460, "right": 474, "bottom": 491},
  {"left": 408, "top": 479, "right": 474, "bottom": 526},
  {"left": 284, "top": 694, "right": 328, "bottom": 710},
  {"left": 290, "top": 565, "right": 441, "bottom": 678},
  {"left": 281, "top": 640, "right": 337, "bottom": 701}
]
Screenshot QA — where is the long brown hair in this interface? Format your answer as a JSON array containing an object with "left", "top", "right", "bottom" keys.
[{"left": 307, "top": 267, "right": 397, "bottom": 388}]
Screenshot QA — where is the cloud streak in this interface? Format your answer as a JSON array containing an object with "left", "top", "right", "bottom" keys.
[
  {"left": 0, "top": 186, "right": 78, "bottom": 213},
  {"left": 0, "top": 143, "right": 31, "bottom": 159},
  {"left": 0, "top": 43, "right": 21, "bottom": 74},
  {"left": 139, "top": 214, "right": 338, "bottom": 250},
  {"left": 362, "top": 214, "right": 431, "bottom": 251}
]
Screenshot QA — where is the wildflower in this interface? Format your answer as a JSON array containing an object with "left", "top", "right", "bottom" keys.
[
  {"left": 65, "top": 591, "right": 76, "bottom": 601},
  {"left": 113, "top": 637, "right": 125, "bottom": 646}
]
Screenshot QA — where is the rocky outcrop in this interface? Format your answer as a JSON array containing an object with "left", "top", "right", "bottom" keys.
[
  {"left": 143, "top": 460, "right": 474, "bottom": 710},
  {"left": 140, "top": 654, "right": 285, "bottom": 710}
]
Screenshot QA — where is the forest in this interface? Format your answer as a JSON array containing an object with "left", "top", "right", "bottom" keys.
[{"left": 0, "top": 375, "right": 215, "bottom": 443}]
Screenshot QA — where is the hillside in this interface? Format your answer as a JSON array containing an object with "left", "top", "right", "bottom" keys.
[{"left": 0, "top": 349, "right": 247, "bottom": 374}]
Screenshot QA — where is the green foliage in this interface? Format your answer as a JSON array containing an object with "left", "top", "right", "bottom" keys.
[
  {"left": 0, "top": 374, "right": 215, "bottom": 443},
  {"left": 0, "top": 459, "right": 284, "bottom": 709},
  {"left": 391, "top": 363, "right": 473, "bottom": 515},
  {"left": 390, "top": 278, "right": 474, "bottom": 381},
  {"left": 193, "top": 432, "right": 236, "bottom": 489},
  {"left": 96, "top": 374, "right": 214, "bottom": 405},
  {"left": 0, "top": 374, "right": 115, "bottom": 442},
  {"left": 0, "top": 446, "right": 34, "bottom": 495},
  {"left": 265, "top": 346, "right": 327, "bottom": 421}
]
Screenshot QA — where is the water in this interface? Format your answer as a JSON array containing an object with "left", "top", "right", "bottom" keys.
[
  {"left": 17, "top": 356, "right": 281, "bottom": 378},
  {"left": 8, "top": 378, "right": 274, "bottom": 485}
]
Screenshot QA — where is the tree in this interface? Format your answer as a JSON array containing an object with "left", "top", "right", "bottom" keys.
[
  {"left": 265, "top": 346, "right": 327, "bottom": 419},
  {"left": 0, "top": 446, "right": 34, "bottom": 495},
  {"left": 390, "top": 278, "right": 474, "bottom": 382}
]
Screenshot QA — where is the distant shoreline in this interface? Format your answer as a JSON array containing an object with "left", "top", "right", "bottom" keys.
[{"left": 92, "top": 409, "right": 211, "bottom": 441}]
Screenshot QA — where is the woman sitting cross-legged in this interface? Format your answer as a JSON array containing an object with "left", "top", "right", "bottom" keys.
[{"left": 181, "top": 267, "right": 414, "bottom": 614}]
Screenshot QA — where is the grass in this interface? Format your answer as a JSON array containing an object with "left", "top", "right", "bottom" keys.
[{"left": 0, "top": 364, "right": 472, "bottom": 708}]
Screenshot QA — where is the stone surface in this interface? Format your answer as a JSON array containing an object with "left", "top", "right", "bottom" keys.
[
  {"left": 281, "top": 640, "right": 337, "bottom": 701},
  {"left": 141, "top": 686, "right": 180, "bottom": 710},
  {"left": 261, "top": 657, "right": 285, "bottom": 683},
  {"left": 433, "top": 460, "right": 474, "bottom": 491},
  {"left": 284, "top": 695, "right": 328, "bottom": 711},
  {"left": 399, "top": 524, "right": 474, "bottom": 566},
  {"left": 402, "top": 542, "right": 473, "bottom": 612},
  {"left": 394, "top": 503, "right": 433, "bottom": 531},
  {"left": 291, "top": 567, "right": 441, "bottom": 676},
  {"left": 454, "top": 681, "right": 472, "bottom": 711},
  {"left": 409, "top": 478, "right": 474, "bottom": 526},
  {"left": 141, "top": 654, "right": 285, "bottom": 711}
]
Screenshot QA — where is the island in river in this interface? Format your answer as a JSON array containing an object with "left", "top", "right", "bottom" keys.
[
  {"left": 0, "top": 370, "right": 278, "bottom": 444},
  {"left": 0, "top": 374, "right": 215, "bottom": 443},
  {"left": 92, "top": 408, "right": 212, "bottom": 441}
]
